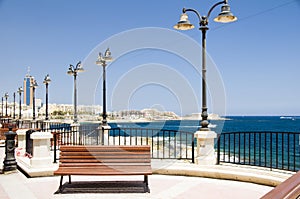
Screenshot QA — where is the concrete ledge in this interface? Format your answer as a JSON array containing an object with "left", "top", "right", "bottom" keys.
[
  {"left": 16, "top": 156, "right": 58, "bottom": 177},
  {"left": 152, "top": 160, "right": 293, "bottom": 187}
]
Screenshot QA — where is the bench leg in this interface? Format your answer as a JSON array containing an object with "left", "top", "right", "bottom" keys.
[
  {"left": 144, "top": 175, "right": 148, "bottom": 185},
  {"left": 59, "top": 176, "right": 63, "bottom": 193},
  {"left": 144, "top": 175, "right": 150, "bottom": 193},
  {"left": 68, "top": 175, "right": 71, "bottom": 184}
]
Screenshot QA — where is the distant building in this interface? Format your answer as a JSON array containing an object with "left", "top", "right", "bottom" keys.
[{"left": 23, "top": 73, "right": 35, "bottom": 106}]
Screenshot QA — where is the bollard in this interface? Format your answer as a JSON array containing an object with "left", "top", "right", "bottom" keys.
[{"left": 3, "top": 126, "right": 17, "bottom": 172}]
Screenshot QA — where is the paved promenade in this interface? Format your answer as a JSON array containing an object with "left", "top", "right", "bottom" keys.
[{"left": 0, "top": 146, "right": 290, "bottom": 199}]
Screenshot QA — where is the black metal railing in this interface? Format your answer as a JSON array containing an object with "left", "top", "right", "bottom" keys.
[
  {"left": 49, "top": 125, "right": 195, "bottom": 163},
  {"left": 217, "top": 132, "right": 300, "bottom": 172},
  {"left": 107, "top": 128, "right": 195, "bottom": 161},
  {"left": 12, "top": 120, "right": 300, "bottom": 172}
]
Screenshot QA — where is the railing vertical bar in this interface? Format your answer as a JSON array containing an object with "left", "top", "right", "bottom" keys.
[
  {"left": 157, "top": 132, "right": 159, "bottom": 158},
  {"left": 140, "top": 129, "right": 143, "bottom": 145},
  {"left": 168, "top": 131, "right": 171, "bottom": 158},
  {"left": 282, "top": 133, "right": 284, "bottom": 170},
  {"left": 129, "top": 128, "right": 132, "bottom": 146},
  {"left": 223, "top": 134, "right": 225, "bottom": 162},
  {"left": 254, "top": 133, "right": 256, "bottom": 166},
  {"left": 270, "top": 133, "right": 273, "bottom": 170},
  {"left": 264, "top": 133, "right": 267, "bottom": 167},
  {"left": 233, "top": 133, "right": 236, "bottom": 163},
  {"left": 117, "top": 129, "right": 120, "bottom": 145},
  {"left": 180, "top": 132, "right": 182, "bottom": 160},
  {"left": 238, "top": 132, "right": 241, "bottom": 164},
  {"left": 53, "top": 132, "right": 57, "bottom": 163},
  {"left": 276, "top": 133, "right": 278, "bottom": 169},
  {"left": 135, "top": 129, "right": 138, "bottom": 146},
  {"left": 228, "top": 134, "right": 231, "bottom": 163},
  {"left": 217, "top": 134, "right": 220, "bottom": 165},
  {"left": 243, "top": 133, "right": 246, "bottom": 164},
  {"left": 192, "top": 134, "right": 195, "bottom": 163},
  {"left": 162, "top": 130, "right": 165, "bottom": 158},
  {"left": 174, "top": 131, "right": 177, "bottom": 159},
  {"left": 288, "top": 133, "right": 290, "bottom": 171},
  {"left": 293, "top": 133, "right": 296, "bottom": 171},
  {"left": 248, "top": 133, "right": 251, "bottom": 165},
  {"left": 151, "top": 130, "right": 154, "bottom": 158},
  {"left": 185, "top": 133, "right": 188, "bottom": 159},
  {"left": 146, "top": 129, "right": 149, "bottom": 146}
]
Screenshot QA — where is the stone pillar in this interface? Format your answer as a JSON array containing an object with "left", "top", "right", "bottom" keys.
[
  {"left": 16, "top": 129, "right": 29, "bottom": 156},
  {"left": 3, "top": 127, "right": 17, "bottom": 172},
  {"left": 30, "top": 131, "right": 53, "bottom": 168},
  {"left": 194, "top": 131, "right": 217, "bottom": 165},
  {"left": 101, "top": 125, "right": 111, "bottom": 145}
]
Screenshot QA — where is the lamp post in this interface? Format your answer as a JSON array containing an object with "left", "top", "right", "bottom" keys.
[
  {"left": 31, "top": 80, "right": 38, "bottom": 120},
  {"left": 17, "top": 87, "right": 23, "bottom": 119},
  {"left": 4, "top": 92, "right": 9, "bottom": 117},
  {"left": 43, "top": 74, "right": 51, "bottom": 120},
  {"left": 67, "top": 61, "right": 84, "bottom": 123},
  {"left": 96, "top": 48, "right": 113, "bottom": 126},
  {"left": 13, "top": 92, "right": 16, "bottom": 119},
  {"left": 174, "top": 0, "right": 237, "bottom": 131}
]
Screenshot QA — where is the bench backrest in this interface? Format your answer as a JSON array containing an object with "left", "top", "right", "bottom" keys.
[
  {"left": 261, "top": 170, "right": 300, "bottom": 199},
  {"left": 58, "top": 145, "right": 151, "bottom": 174}
]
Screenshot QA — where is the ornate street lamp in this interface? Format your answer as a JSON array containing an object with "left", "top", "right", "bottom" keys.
[
  {"left": 31, "top": 80, "right": 38, "bottom": 120},
  {"left": 174, "top": 0, "right": 237, "bottom": 131},
  {"left": 67, "top": 61, "right": 84, "bottom": 123},
  {"left": 4, "top": 92, "right": 9, "bottom": 117},
  {"left": 96, "top": 48, "right": 113, "bottom": 126},
  {"left": 43, "top": 74, "right": 51, "bottom": 120},
  {"left": 17, "top": 87, "right": 23, "bottom": 119}
]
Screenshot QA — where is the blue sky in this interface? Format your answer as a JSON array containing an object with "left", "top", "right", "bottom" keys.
[{"left": 0, "top": 0, "right": 299, "bottom": 116}]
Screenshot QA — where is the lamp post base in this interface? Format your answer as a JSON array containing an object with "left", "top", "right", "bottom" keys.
[{"left": 194, "top": 131, "right": 217, "bottom": 165}]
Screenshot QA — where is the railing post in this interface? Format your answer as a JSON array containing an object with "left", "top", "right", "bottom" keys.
[
  {"left": 194, "top": 130, "right": 217, "bottom": 165},
  {"left": 217, "top": 134, "right": 220, "bottom": 165},
  {"left": 192, "top": 138, "right": 195, "bottom": 163},
  {"left": 100, "top": 125, "right": 111, "bottom": 145},
  {"left": 53, "top": 132, "right": 57, "bottom": 163}
]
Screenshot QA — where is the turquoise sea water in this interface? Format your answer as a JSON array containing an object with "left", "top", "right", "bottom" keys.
[{"left": 109, "top": 116, "right": 300, "bottom": 133}]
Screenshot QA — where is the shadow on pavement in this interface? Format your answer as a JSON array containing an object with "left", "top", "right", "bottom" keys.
[{"left": 55, "top": 180, "right": 150, "bottom": 194}]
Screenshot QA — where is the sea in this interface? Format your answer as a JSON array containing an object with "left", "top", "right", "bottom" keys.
[{"left": 108, "top": 116, "right": 300, "bottom": 133}]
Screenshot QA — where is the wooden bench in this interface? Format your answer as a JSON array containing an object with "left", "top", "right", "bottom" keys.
[
  {"left": 261, "top": 170, "right": 300, "bottom": 199},
  {"left": 54, "top": 145, "right": 152, "bottom": 193}
]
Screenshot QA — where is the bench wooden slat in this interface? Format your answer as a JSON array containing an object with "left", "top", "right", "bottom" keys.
[
  {"left": 60, "top": 151, "right": 150, "bottom": 156},
  {"left": 59, "top": 145, "right": 150, "bottom": 152},
  {"left": 55, "top": 165, "right": 152, "bottom": 171},
  {"left": 59, "top": 163, "right": 150, "bottom": 167},
  {"left": 55, "top": 170, "right": 152, "bottom": 175},
  {"left": 59, "top": 160, "right": 150, "bottom": 164},
  {"left": 60, "top": 156, "right": 150, "bottom": 160}
]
